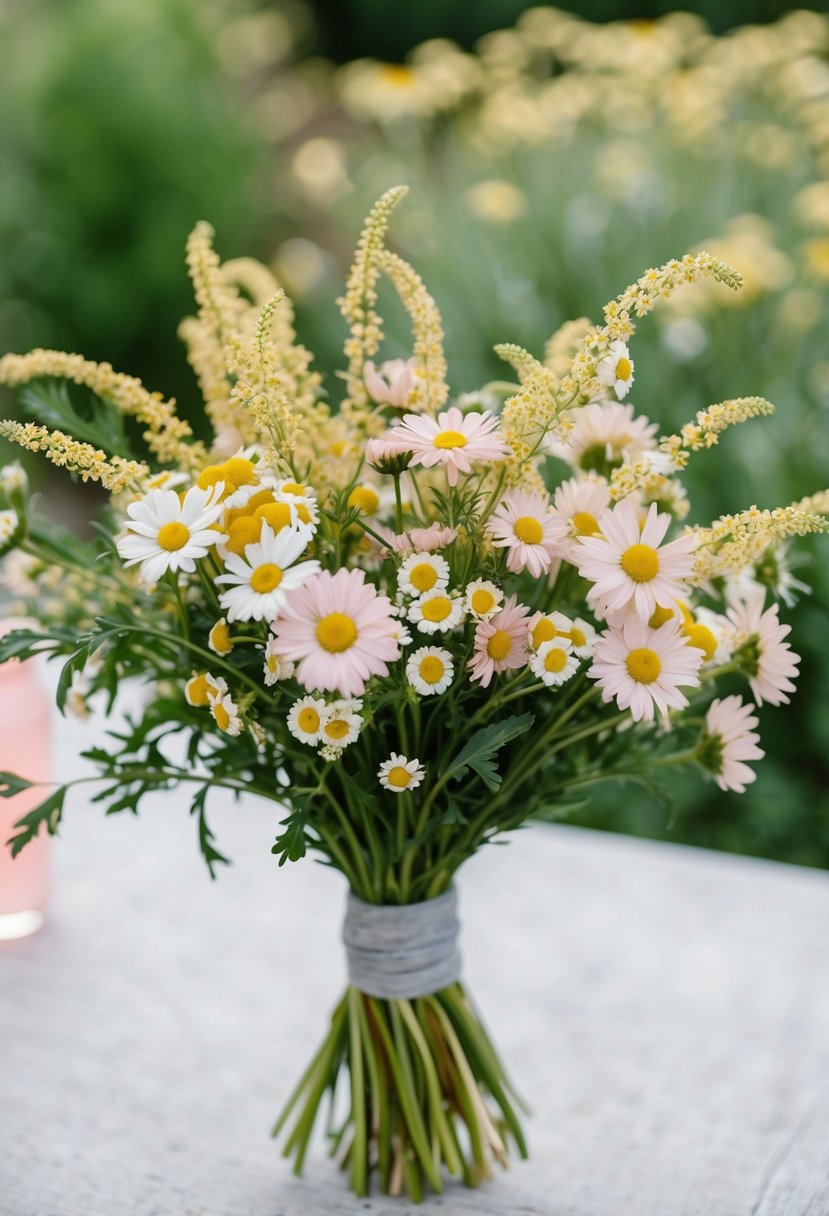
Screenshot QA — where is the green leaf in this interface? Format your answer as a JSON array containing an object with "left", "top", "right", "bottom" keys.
[
  {"left": 7, "top": 787, "right": 66, "bottom": 857},
  {"left": 448, "top": 712, "right": 535, "bottom": 792},
  {"left": 20, "top": 379, "right": 132, "bottom": 458},
  {"left": 190, "top": 785, "right": 230, "bottom": 879},
  {"left": 272, "top": 806, "right": 307, "bottom": 865},
  {"left": 0, "top": 770, "right": 35, "bottom": 798}
]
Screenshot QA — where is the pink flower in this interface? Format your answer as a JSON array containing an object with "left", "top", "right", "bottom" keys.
[
  {"left": 383, "top": 407, "right": 505, "bottom": 486},
  {"left": 364, "top": 358, "right": 417, "bottom": 408},
  {"left": 726, "top": 588, "right": 800, "bottom": 705},
  {"left": 364, "top": 437, "right": 414, "bottom": 472},
  {"left": 488, "top": 488, "right": 567, "bottom": 578},
  {"left": 701, "top": 696, "right": 764, "bottom": 793},
  {"left": 391, "top": 523, "right": 459, "bottom": 555},
  {"left": 468, "top": 595, "right": 531, "bottom": 688},
  {"left": 271, "top": 568, "right": 400, "bottom": 697},
  {"left": 589, "top": 615, "right": 702, "bottom": 722},
  {"left": 576, "top": 499, "right": 697, "bottom": 622}
]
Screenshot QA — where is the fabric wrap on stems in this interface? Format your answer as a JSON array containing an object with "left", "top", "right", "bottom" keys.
[{"left": 343, "top": 886, "right": 462, "bottom": 999}]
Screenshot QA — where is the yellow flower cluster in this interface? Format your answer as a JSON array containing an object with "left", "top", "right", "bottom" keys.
[
  {"left": 658, "top": 397, "right": 776, "bottom": 468},
  {"left": 493, "top": 343, "right": 546, "bottom": 385},
  {"left": 376, "top": 249, "right": 448, "bottom": 414},
  {"left": 690, "top": 504, "right": 828, "bottom": 583},
  {"left": 0, "top": 420, "right": 148, "bottom": 492},
  {"left": 543, "top": 319, "right": 593, "bottom": 378}
]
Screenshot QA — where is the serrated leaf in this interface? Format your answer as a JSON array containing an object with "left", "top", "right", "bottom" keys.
[
  {"left": 20, "top": 379, "right": 132, "bottom": 457},
  {"left": 0, "top": 770, "right": 35, "bottom": 798},
  {"left": 7, "top": 787, "right": 66, "bottom": 857},
  {"left": 190, "top": 785, "right": 229, "bottom": 879},
  {"left": 271, "top": 807, "right": 307, "bottom": 865},
  {"left": 448, "top": 712, "right": 535, "bottom": 792}
]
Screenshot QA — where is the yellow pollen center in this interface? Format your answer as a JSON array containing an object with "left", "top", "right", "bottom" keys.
[
  {"left": 186, "top": 674, "right": 211, "bottom": 707},
  {"left": 210, "top": 622, "right": 232, "bottom": 653},
  {"left": 615, "top": 357, "right": 632, "bottom": 381},
  {"left": 421, "top": 596, "right": 452, "bottom": 622},
  {"left": 325, "top": 719, "right": 350, "bottom": 740},
  {"left": 222, "top": 458, "right": 257, "bottom": 488},
  {"left": 381, "top": 64, "right": 415, "bottom": 88},
  {"left": 684, "top": 623, "right": 717, "bottom": 661},
  {"left": 648, "top": 605, "right": 674, "bottom": 629},
  {"left": 433, "top": 430, "right": 467, "bottom": 450},
  {"left": 470, "top": 589, "right": 495, "bottom": 615},
  {"left": 316, "top": 613, "right": 358, "bottom": 652},
  {"left": 281, "top": 482, "right": 306, "bottom": 497},
  {"left": 255, "top": 502, "right": 293, "bottom": 533},
  {"left": 226, "top": 516, "right": 262, "bottom": 555},
  {"left": 250, "top": 563, "right": 283, "bottom": 594},
  {"left": 388, "top": 765, "right": 412, "bottom": 788},
  {"left": 625, "top": 647, "right": 662, "bottom": 684},
  {"left": 409, "top": 563, "right": 438, "bottom": 592},
  {"left": 620, "top": 543, "right": 659, "bottom": 582},
  {"left": 298, "top": 707, "right": 320, "bottom": 733},
  {"left": 532, "top": 619, "right": 557, "bottom": 648},
  {"left": 347, "top": 486, "right": 380, "bottom": 515},
  {"left": 569, "top": 627, "right": 586, "bottom": 648},
  {"left": 157, "top": 521, "right": 190, "bottom": 552},
  {"left": 487, "top": 630, "right": 512, "bottom": 661},
  {"left": 572, "top": 511, "right": 600, "bottom": 536},
  {"left": 513, "top": 516, "right": 544, "bottom": 544},
  {"left": 544, "top": 648, "right": 568, "bottom": 673},
  {"left": 419, "top": 656, "right": 445, "bottom": 684},
  {"left": 213, "top": 702, "right": 231, "bottom": 731}
]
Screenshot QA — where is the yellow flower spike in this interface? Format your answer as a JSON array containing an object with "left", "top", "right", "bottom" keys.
[{"left": 208, "top": 619, "right": 234, "bottom": 657}]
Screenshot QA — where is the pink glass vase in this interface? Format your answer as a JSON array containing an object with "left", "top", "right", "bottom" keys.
[{"left": 0, "top": 617, "right": 51, "bottom": 940}]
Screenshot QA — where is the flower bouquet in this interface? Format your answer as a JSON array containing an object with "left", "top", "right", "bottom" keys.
[{"left": 1, "top": 187, "right": 826, "bottom": 1201}]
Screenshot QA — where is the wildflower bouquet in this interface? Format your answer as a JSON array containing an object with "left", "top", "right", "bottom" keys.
[{"left": 1, "top": 188, "right": 826, "bottom": 1201}]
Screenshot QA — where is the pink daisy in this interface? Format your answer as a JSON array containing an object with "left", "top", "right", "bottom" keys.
[
  {"left": 700, "top": 696, "right": 764, "bottom": 793},
  {"left": 364, "top": 358, "right": 417, "bottom": 408},
  {"left": 726, "top": 588, "right": 800, "bottom": 706},
  {"left": 383, "top": 407, "right": 505, "bottom": 486},
  {"left": 576, "top": 500, "right": 697, "bottom": 622},
  {"left": 468, "top": 595, "right": 531, "bottom": 688},
  {"left": 548, "top": 400, "right": 657, "bottom": 475},
  {"left": 551, "top": 476, "right": 611, "bottom": 560},
  {"left": 488, "top": 489, "right": 567, "bottom": 578},
  {"left": 271, "top": 568, "right": 400, "bottom": 697},
  {"left": 589, "top": 615, "right": 702, "bottom": 722}
]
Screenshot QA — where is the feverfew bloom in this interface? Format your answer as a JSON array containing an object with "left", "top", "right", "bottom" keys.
[
  {"left": 406, "top": 646, "right": 454, "bottom": 695},
  {"left": 272, "top": 568, "right": 400, "bottom": 698},
  {"left": 468, "top": 596, "right": 531, "bottom": 688},
  {"left": 117, "top": 485, "right": 225, "bottom": 584},
  {"left": 383, "top": 407, "right": 505, "bottom": 486},
  {"left": 489, "top": 489, "right": 567, "bottom": 578},
  {"left": 378, "top": 753, "right": 426, "bottom": 794},
  {"left": 215, "top": 524, "right": 320, "bottom": 623},
  {"left": 288, "top": 695, "right": 327, "bottom": 745},
  {"left": 577, "top": 500, "right": 697, "bottom": 621},
  {"left": 589, "top": 616, "right": 703, "bottom": 722},
  {"left": 727, "top": 589, "right": 800, "bottom": 706},
  {"left": 552, "top": 476, "right": 610, "bottom": 560},
  {"left": 364, "top": 358, "right": 417, "bottom": 408},
  {"left": 208, "top": 618, "right": 233, "bottom": 657},
  {"left": 0, "top": 509, "right": 20, "bottom": 546},
  {"left": 596, "top": 339, "right": 635, "bottom": 398},
  {"left": 531, "top": 639, "right": 579, "bottom": 688},
  {"left": 567, "top": 617, "right": 598, "bottom": 658},
  {"left": 465, "top": 579, "right": 503, "bottom": 621},
  {"left": 319, "top": 699, "right": 363, "bottom": 750},
  {"left": 698, "top": 696, "right": 764, "bottom": 793},
  {"left": 528, "top": 611, "right": 573, "bottom": 651},
  {"left": 550, "top": 401, "right": 657, "bottom": 476},
  {"left": 184, "top": 672, "right": 225, "bottom": 708},
  {"left": 262, "top": 637, "right": 295, "bottom": 686},
  {"left": 408, "top": 589, "right": 465, "bottom": 635},
  {"left": 209, "top": 687, "right": 243, "bottom": 736},
  {"left": 398, "top": 552, "right": 450, "bottom": 597}
]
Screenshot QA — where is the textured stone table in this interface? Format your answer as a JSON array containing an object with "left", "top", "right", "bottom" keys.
[{"left": 2, "top": 712, "right": 829, "bottom": 1215}]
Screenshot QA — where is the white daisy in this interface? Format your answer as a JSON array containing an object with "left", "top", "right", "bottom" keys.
[
  {"left": 589, "top": 615, "right": 703, "bottom": 722},
  {"left": 287, "top": 695, "right": 327, "bottom": 745},
  {"left": 406, "top": 646, "right": 455, "bottom": 695},
  {"left": 397, "top": 551, "right": 450, "bottom": 597},
  {"left": 692, "top": 606, "right": 733, "bottom": 666},
  {"left": 407, "top": 589, "right": 465, "bottom": 635},
  {"left": 117, "top": 484, "right": 226, "bottom": 584},
  {"left": 208, "top": 687, "right": 243, "bottom": 736},
  {"left": 215, "top": 523, "right": 320, "bottom": 623},
  {"left": 262, "top": 637, "right": 295, "bottom": 686},
  {"left": 567, "top": 617, "right": 598, "bottom": 658},
  {"left": 378, "top": 753, "right": 426, "bottom": 794},
  {"left": 698, "top": 695, "right": 764, "bottom": 794},
  {"left": 527, "top": 610, "right": 573, "bottom": 651},
  {"left": 726, "top": 589, "right": 800, "bottom": 706},
  {"left": 185, "top": 672, "right": 226, "bottom": 708},
  {"left": 531, "top": 639, "right": 579, "bottom": 687},
  {"left": 464, "top": 579, "right": 503, "bottom": 621},
  {"left": 595, "top": 339, "right": 635, "bottom": 398},
  {"left": 319, "top": 699, "right": 363, "bottom": 749},
  {"left": 549, "top": 400, "right": 657, "bottom": 476},
  {"left": 551, "top": 476, "right": 611, "bottom": 560}
]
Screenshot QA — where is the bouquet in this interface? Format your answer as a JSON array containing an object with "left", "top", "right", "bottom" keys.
[{"left": 1, "top": 187, "right": 826, "bottom": 1201}]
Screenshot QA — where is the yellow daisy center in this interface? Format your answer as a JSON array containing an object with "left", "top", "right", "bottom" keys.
[
  {"left": 317, "top": 612, "right": 358, "bottom": 652},
  {"left": 433, "top": 430, "right": 467, "bottom": 450},
  {"left": 325, "top": 719, "right": 350, "bottom": 740},
  {"left": 388, "top": 765, "right": 412, "bottom": 788},
  {"left": 409, "top": 562, "right": 438, "bottom": 592},
  {"left": 572, "top": 511, "right": 600, "bottom": 536},
  {"left": 419, "top": 656, "right": 446, "bottom": 684},
  {"left": 281, "top": 481, "right": 307, "bottom": 497},
  {"left": 298, "top": 707, "right": 320, "bottom": 733},
  {"left": 544, "top": 647, "right": 568, "bottom": 673},
  {"left": 626, "top": 647, "right": 662, "bottom": 684},
  {"left": 255, "top": 502, "right": 294, "bottom": 533},
  {"left": 470, "top": 588, "right": 496, "bottom": 615},
  {"left": 222, "top": 457, "right": 257, "bottom": 488},
  {"left": 648, "top": 605, "right": 674, "bottom": 629},
  {"left": 487, "top": 629, "right": 513, "bottom": 660},
  {"left": 381, "top": 64, "right": 415, "bottom": 88},
  {"left": 620, "top": 543, "right": 659, "bottom": 582},
  {"left": 226, "top": 516, "right": 262, "bottom": 555},
  {"left": 513, "top": 516, "right": 543, "bottom": 544},
  {"left": 212, "top": 701, "right": 231, "bottom": 731},
  {"left": 186, "top": 673, "right": 211, "bottom": 707},
  {"left": 250, "top": 563, "right": 283, "bottom": 594},
  {"left": 569, "top": 626, "right": 586, "bottom": 648},
  {"left": 532, "top": 618, "right": 557, "bottom": 648},
  {"left": 347, "top": 486, "right": 380, "bottom": 515},
  {"left": 197, "top": 464, "right": 227, "bottom": 491},
  {"left": 421, "top": 596, "right": 452, "bottom": 623},
  {"left": 157, "top": 521, "right": 191, "bottom": 552},
  {"left": 684, "top": 623, "right": 717, "bottom": 661},
  {"left": 209, "top": 621, "right": 232, "bottom": 654},
  {"left": 615, "top": 357, "right": 632, "bottom": 381}
]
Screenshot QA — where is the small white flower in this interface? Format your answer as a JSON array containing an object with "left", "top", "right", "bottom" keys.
[
  {"left": 0, "top": 509, "right": 20, "bottom": 545},
  {"left": 527, "top": 611, "right": 573, "bottom": 651},
  {"left": 595, "top": 339, "right": 634, "bottom": 398},
  {"left": 397, "top": 551, "right": 450, "bottom": 597},
  {"left": 0, "top": 462, "right": 27, "bottom": 495},
  {"left": 117, "top": 484, "right": 226, "bottom": 584},
  {"left": 215, "top": 523, "right": 320, "bottom": 623},
  {"left": 184, "top": 672, "right": 226, "bottom": 708},
  {"left": 407, "top": 589, "right": 465, "bottom": 635},
  {"left": 378, "top": 753, "right": 426, "bottom": 794},
  {"left": 262, "top": 637, "right": 295, "bottom": 686},
  {"left": 567, "top": 617, "right": 598, "bottom": 658},
  {"left": 208, "top": 618, "right": 233, "bottom": 656},
  {"left": 208, "top": 687, "right": 243, "bottom": 736},
  {"left": 531, "top": 638, "right": 579, "bottom": 687},
  {"left": 464, "top": 579, "right": 503, "bottom": 620},
  {"left": 392, "top": 620, "right": 414, "bottom": 648},
  {"left": 406, "top": 646, "right": 454, "bottom": 695},
  {"left": 319, "top": 699, "right": 363, "bottom": 749},
  {"left": 287, "top": 695, "right": 327, "bottom": 745}
]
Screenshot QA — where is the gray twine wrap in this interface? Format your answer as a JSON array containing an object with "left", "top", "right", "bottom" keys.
[{"left": 343, "top": 887, "right": 462, "bottom": 999}]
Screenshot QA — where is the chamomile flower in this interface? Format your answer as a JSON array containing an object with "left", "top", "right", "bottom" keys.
[
  {"left": 208, "top": 618, "right": 233, "bottom": 657},
  {"left": 392, "top": 619, "right": 414, "bottom": 648},
  {"left": 468, "top": 596, "right": 531, "bottom": 688},
  {"left": 577, "top": 500, "right": 697, "bottom": 622},
  {"left": 320, "top": 699, "right": 363, "bottom": 750},
  {"left": 0, "top": 509, "right": 20, "bottom": 548},
  {"left": 208, "top": 687, "right": 243, "bottom": 736},
  {"left": 216, "top": 523, "right": 320, "bottom": 623},
  {"left": 551, "top": 476, "right": 611, "bottom": 560},
  {"left": 196, "top": 457, "right": 259, "bottom": 509},
  {"left": 398, "top": 552, "right": 450, "bottom": 597},
  {"left": 406, "top": 646, "right": 454, "bottom": 695},
  {"left": 378, "top": 753, "right": 426, "bottom": 794},
  {"left": 528, "top": 611, "right": 574, "bottom": 651},
  {"left": 117, "top": 484, "right": 226, "bottom": 584},
  {"left": 697, "top": 696, "right": 764, "bottom": 793},
  {"left": 488, "top": 489, "right": 567, "bottom": 578},
  {"left": 408, "top": 589, "right": 465, "bottom": 635},
  {"left": 692, "top": 606, "right": 733, "bottom": 665},
  {"left": 383, "top": 407, "right": 505, "bottom": 486},
  {"left": 347, "top": 484, "right": 382, "bottom": 516},
  {"left": 184, "top": 672, "right": 225, "bottom": 708},
  {"left": 596, "top": 339, "right": 635, "bottom": 398},
  {"left": 465, "top": 579, "right": 503, "bottom": 620},
  {"left": 589, "top": 616, "right": 703, "bottom": 722},
  {"left": 567, "top": 617, "right": 599, "bottom": 658},
  {"left": 287, "top": 695, "right": 327, "bottom": 746},
  {"left": 262, "top": 638, "right": 295, "bottom": 686},
  {"left": 531, "top": 639, "right": 579, "bottom": 687},
  {"left": 727, "top": 589, "right": 800, "bottom": 706}
]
